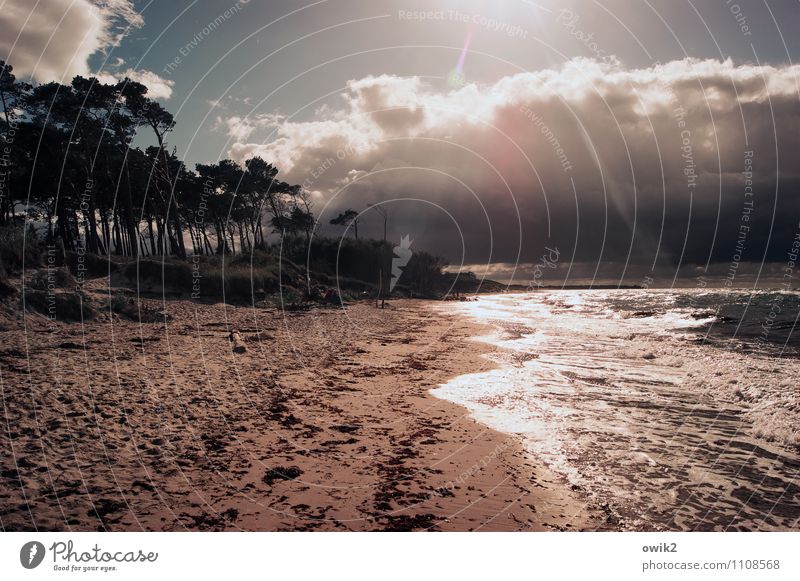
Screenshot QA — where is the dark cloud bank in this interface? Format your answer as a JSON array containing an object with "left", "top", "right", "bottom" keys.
[{"left": 221, "top": 58, "right": 800, "bottom": 285}]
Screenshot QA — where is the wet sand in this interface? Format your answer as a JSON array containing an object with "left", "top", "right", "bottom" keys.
[{"left": 0, "top": 288, "right": 599, "bottom": 531}]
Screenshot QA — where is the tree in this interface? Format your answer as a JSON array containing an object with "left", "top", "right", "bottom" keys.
[
  {"left": 330, "top": 209, "right": 359, "bottom": 239},
  {"left": 0, "top": 59, "right": 306, "bottom": 261},
  {"left": 244, "top": 156, "right": 297, "bottom": 239},
  {"left": 0, "top": 61, "right": 31, "bottom": 223},
  {"left": 367, "top": 204, "right": 389, "bottom": 307}
]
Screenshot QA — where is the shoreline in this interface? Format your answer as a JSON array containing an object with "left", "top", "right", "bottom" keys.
[
  {"left": 427, "top": 292, "right": 800, "bottom": 531},
  {"left": 0, "top": 293, "right": 599, "bottom": 531}
]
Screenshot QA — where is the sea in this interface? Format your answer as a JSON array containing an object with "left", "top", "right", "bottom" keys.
[{"left": 433, "top": 289, "right": 800, "bottom": 531}]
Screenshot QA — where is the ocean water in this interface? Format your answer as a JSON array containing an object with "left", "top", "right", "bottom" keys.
[{"left": 433, "top": 289, "right": 800, "bottom": 531}]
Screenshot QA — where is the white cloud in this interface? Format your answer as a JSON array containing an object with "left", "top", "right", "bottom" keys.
[
  {"left": 93, "top": 67, "right": 174, "bottom": 99},
  {"left": 227, "top": 58, "right": 800, "bottom": 174},
  {"left": 0, "top": 0, "right": 171, "bottom": 99},
  {"left": 0, "top": 0, "right": 142, "bottom": 82},
  {"left": 118, "top": 68, "right": 174, "bottom": 99},
  {"left": 215, "top": 113, "right": 285, "bottom": 142}
]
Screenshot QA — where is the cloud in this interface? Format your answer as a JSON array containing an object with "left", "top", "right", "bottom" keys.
[
  {"left": 1, "top": 1, "right": 171, "bottom": 100},
  {"left": 118, "top": 68, "right": 174, "bottom": 99},
  {"left": 0, "top": 0, "right": 142, "bottom": 82},
  {"left": 221, "top": 58, "right": 800, "bottom": 279},
  {"left": 215, "top": 113, "right": 285, "bottom": 142}
]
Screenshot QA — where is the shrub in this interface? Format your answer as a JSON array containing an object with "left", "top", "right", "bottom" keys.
[
  {"left": 64, "top": 251, "right": 119, "bottom": 279},
  {"left": 197, "top": 265, "right": 276, "bottom": 302},
  {"left": 196, "top": 254, "right": 305, "bottom": 302},
  {"left": 0, "top": 225, "right": 42, "bottom": 272},
  {"left": 229, "top": 249, "right": 279, "bottom": 268},
  {"left": 108, "top": 294, "right": 165, "bottom": 323},
  {"left": 123, "top": 256, "right": 281, "bottom": 304},
  {"left": 109, "top": 294, "right": 129, "bottom": 313},
  {"left": 28, "top": 267, "right": 76, "bottom": 291},
  {"left": 124, "top": 259, "right": 192, "bottom": 291},
  {"left": 22, "top": 290, "right": 96, "bottom": 322},
  {"left": 261, "top": 269, "right": 280, "bottom": 293},
  {"left": 220, "top": 267, "right": 257, "bottom": 302}
]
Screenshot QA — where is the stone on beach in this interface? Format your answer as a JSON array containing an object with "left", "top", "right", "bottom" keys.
[{"left": 229, "top": 330, "right": 247, "bottom": 353}]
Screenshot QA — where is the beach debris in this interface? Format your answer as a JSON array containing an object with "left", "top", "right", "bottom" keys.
[
  {"left": 378, "top": 513, "right": 440, "bottom": 531},
  {"left": 406, "top": 358, "right": 428, "bottom": 371},
  {"left": 263, "top": 466, "right": 303, "bottom": 486},
  {"left": 229, "top": 329, "right": 247, "bottom": 353}
]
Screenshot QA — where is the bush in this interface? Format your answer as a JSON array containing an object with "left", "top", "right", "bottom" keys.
[
  {"left": 0, "top": 225, "right": 42, "bottom": 272},
  {"left": 224, "top": 267, "right": 258, "bottom": 301},
  {"left": 28, "top": 267, "right": 76, "bottom": 291},
  {"left": 196, "top": 266, "right": 258, "bottom": 302},
  {"left": 112, "top": 234, "right": 444, "bottom": 303},
  {"left": 196, "top": 254, "right": 306, "bottom": 302},
  {"left": 64, "top": 251, "right": 119, "bottom": 279},
  {"left": 229, "top": 249, "right": 279, "bottom": 269},
  {"left": 261, "top": 269, "right": 280, "bottom": 293},
  {"left": 109, "top": 294, "right": 129, "bottom": 313},
  {"left": 124, "top": 259, "right": 192, "bottom": 291},
  {"left": 122, "top": 256, "right": 282, "bottom": 303},
  {"left": 22, "top": 289, "right": 96, "bottom": 322},
  {"left": 108, "top": 294, "right": 165, "bottom": 323}
]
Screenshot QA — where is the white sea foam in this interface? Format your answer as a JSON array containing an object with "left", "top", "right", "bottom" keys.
[{"left": 433, "top": 290, "right": 800, "bottom": 530}]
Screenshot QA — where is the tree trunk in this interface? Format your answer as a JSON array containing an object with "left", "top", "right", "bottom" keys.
[
  {"left": 123, "top": 162, "right": 139, "bottom": 257},
  {"left": 173, "top": 213, "right": 186, "bottom": 258},
  {"left": 156, "top": 219, "right": 165, "bottom": 255},
  {"left": 203, "top": 228, "right": 213, "bottom": 255},
  {"left": 147, "top": 217, "right": 157, "bottom": 255},
  {"left": 112, "top": 216, "right": 122, "bottom": 255}
]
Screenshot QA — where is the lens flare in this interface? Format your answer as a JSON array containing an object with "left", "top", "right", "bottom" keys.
[{"left": 448, "top": 22, "right": 476, "bottom": 88}]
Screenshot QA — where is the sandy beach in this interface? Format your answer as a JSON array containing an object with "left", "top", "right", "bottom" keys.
[{"left": 0, "top": 287, "right": 599, "bottom": 532}]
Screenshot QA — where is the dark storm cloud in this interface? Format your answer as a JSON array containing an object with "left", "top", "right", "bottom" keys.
[{"left": 221, "top": 58, "right": 800, "bottom": 280}]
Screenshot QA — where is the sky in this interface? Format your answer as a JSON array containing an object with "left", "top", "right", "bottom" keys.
[{"left": 3, "top": 0, "right": 800, "bottom": 286}]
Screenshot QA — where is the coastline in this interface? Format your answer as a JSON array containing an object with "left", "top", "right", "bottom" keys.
[
  {"left": 0, "top": 293, "right": 598, "bottom": 531},
  {"left": 427, "top": 291, "right": 800, "bottom": 531}
]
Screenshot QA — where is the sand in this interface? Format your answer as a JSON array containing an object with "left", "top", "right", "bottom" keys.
[{"left": 0, "top": 285, "right": 599, "bottom": 531}]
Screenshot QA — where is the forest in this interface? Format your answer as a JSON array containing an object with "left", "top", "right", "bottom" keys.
[{"left": 0, "top": 61, "right": 463, "bottom": 301}]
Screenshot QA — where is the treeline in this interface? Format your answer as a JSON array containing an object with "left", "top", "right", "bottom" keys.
[
  {"left": 0, "top": 60, "right": 310, "bottom": 259},
  {"left": 0, "top": 61, "right": 455, "bottom": 299}
]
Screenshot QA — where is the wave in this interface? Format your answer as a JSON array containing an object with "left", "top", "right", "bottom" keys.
[{"left": 433, "top": 290, "right": 800, "bottom": 531}]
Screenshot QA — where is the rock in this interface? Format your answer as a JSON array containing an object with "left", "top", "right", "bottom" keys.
[{"left": 229, "top": 330, "right": 247, "bottom": 353}]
